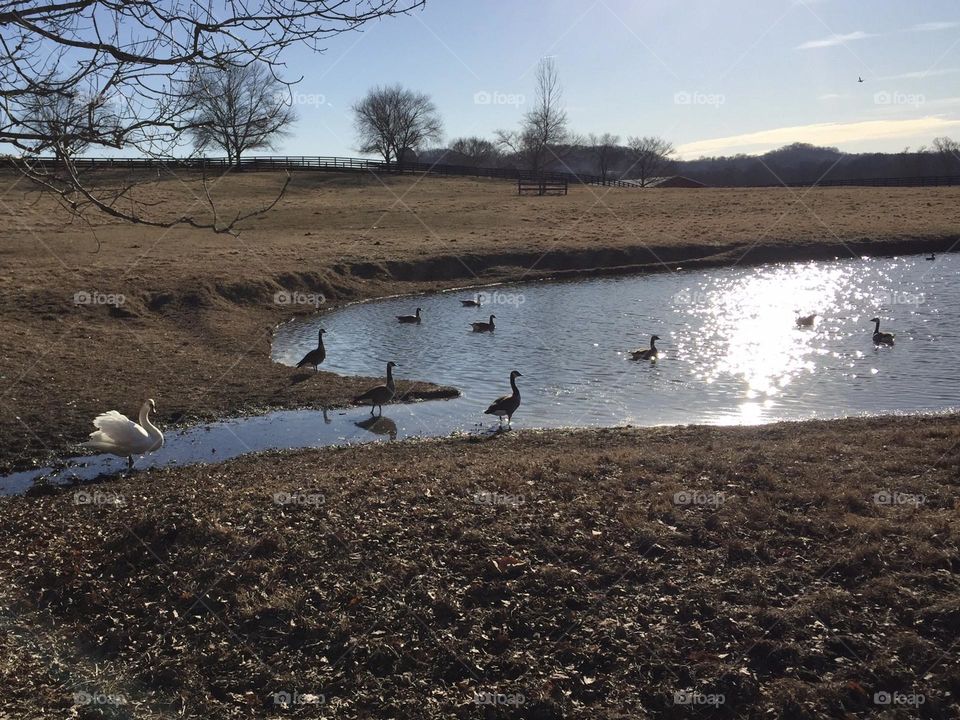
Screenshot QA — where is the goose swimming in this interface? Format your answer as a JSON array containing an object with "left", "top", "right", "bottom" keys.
[
  {"left": 795, "top": 313, "right": 816, "bottom": 328},
  {"left": 630, "top": 335, "right": 660, "bottom": 361},
  {"left": 460, "top": 296, "right": 482, "bottom": 307},
  {"left": 397, "top": 308, "right": 422, "bottom": 324},
  {"left": 870, "top": 317, "right": 895, "bottom": 346},
  {"left": 81, "top": 399, "right": 164, "bottom": 470},
  {"left": 471, "top": 314, "right": 496, "bottom": 332}
]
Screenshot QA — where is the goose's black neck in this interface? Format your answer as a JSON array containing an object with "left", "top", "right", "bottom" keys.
[
  {"left": 873, "top": 319, "right": 881, "bottom": 333},
  {"left": 510, "top": 374, "right": 520, "bottom": 396}
]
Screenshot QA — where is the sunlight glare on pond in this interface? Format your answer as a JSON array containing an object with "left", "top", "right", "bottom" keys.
[{"left": 676, "top": 262, "right": 847, "bottom": 410}]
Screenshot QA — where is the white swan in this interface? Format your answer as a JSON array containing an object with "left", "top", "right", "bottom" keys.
[{"left": 82, "top": 399, "right": 164, "bottom": 470}]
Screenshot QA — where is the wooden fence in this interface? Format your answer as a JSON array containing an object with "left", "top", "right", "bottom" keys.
[{"left": 0, "top": 155, "right": 640, "bottom": 189}]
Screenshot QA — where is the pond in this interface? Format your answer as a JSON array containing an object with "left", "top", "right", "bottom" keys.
[
  {"left": 274, "top": 252, "right": 958, "bottom": 427},
  {"left": 4, "top": 253, "right": 956, "bottom": 493}
]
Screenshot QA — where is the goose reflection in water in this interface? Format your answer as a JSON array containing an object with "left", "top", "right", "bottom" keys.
[{"left": 354, "top": 415, "right": 398, "bottom": 440}]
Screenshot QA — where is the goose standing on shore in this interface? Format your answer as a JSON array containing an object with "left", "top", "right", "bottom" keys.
[
  {"left": 485, "top": 370, "right": 522, "bottom": 426},
  {"left": 397, "top": 308, "right": 422, "bottom": 324},
  {"left": 296, "top": 329, "right": 326, "bottom": 371},
  {"left": 471, "top": 314, "right": 496, "bottom": 332},
  {"left": 82, "top": 399, "right": 164, "bottom": 471},
  {"left": 630, "top": 335, "right": 660, "bottom": 361},
  {"left": 870, "top": 317, "right": 895, "bottom": 346},
  {"left": 354, "top": 361, "right": 398, "bottom": 415}
]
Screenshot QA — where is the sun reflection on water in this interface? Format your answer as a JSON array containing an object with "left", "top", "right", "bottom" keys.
[{"left": 675, "top": 262, "right": 851, "bottom": 419}]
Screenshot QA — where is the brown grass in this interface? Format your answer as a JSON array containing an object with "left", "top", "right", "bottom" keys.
[{"left": 1, "top": 415, "right": 958, "bottom": 718}]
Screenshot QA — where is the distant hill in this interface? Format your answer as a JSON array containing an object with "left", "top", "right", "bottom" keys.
[{"left": 422, "top": 140, "right": 960, "bottom": 187}]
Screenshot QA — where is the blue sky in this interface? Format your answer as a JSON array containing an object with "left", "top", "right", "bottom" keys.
[{"left": 272, "top": 0, "right": 960, "bottom": 159}]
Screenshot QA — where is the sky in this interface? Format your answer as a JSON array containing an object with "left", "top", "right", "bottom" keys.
[{"left": 268, "top": 0, "right": 960, "bottom": 160}]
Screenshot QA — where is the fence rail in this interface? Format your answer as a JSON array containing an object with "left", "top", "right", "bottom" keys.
[{"left": 0, "top": 154, "right": 641, "bottom": 189}]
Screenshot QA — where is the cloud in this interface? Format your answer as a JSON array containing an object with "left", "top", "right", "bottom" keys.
[
  {"left": 676, "top": 117, "right": 960, "bottom": 159},
  {"left": 797, "top": 31, "right": 876, "bottom": 49},
  {"left": 818, "top": 93, "right": 847, "bottom": 101},
  {"left": 911, "top": 21, "right": 960, "bottom": 32},
  {"left": 882, "top": 67, "right": 960, "bottom": 80}
]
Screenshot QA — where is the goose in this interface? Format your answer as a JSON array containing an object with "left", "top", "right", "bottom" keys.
[
  {"left": 795, "top": 313, "right": 816, "bottom": 328},
  {"left": 630, "top": 335, "right": 660, "bottom": 361},
  {"left": 471, "top": 314, "right": 496, "bottom": 333},
  {"left": 296, "top": 329, "right": 326, "bottom": 371},
  {"left": 81, "top": 399, "right": 164, "bottom": 471},
  {"left": 460, "top": 296, "right": 482, "bottom": 307},
  {"left": 354, "top": 361, "right": 397, "bottom": 415},
  {"left": 927, "top": 253, "right": 936, "bottom": 261},
  {"left": 870, "top": 317, "right": 895, "bottom": 346},
  {"left": 397, "top": 307, "right": 422, "bottom": 324},
  {"left": 485, "top": 370, "right": 522, "bottom": 426},
  {"left": 858, "top": 76, "right": 864, "bottom": 83}
]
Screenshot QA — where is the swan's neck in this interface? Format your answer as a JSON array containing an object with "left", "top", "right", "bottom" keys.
[{"left": 139, "top": 404, "right": 162, "bottom": 442}]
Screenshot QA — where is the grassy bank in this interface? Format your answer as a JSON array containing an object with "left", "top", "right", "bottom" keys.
[
  {"left": 1, "top": 415, "right": 958, "bottom": 718},
  {"left": 1, "top": 171, "right": 958, "bottom": 471}
]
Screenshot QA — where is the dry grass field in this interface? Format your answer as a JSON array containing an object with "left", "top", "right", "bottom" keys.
[{"left": 1, "top": 416, "right": 958, "bottom": 718}]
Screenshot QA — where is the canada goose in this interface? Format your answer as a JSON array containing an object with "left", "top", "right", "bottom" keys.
[
  {"left": 485, "top": 370, "right": 522, "bottom": 426},
  {"left": 354, "top": 361, "right": 397, "bottom": 415},
  {"left": 397, "top": 307, "right": 422, "bottom": 324},
  {"left": 870, "top": 317, "right": 895, "bottom": 346},
  {"left": 630, "top": 335, "right": 660, "bottom": 361},
  {"left": 471, "top": 314, "right": 496, "bottom": 332},
  {"left": 461, "top": 296, "right": 481, "bottom": 307},
  {"left": 858, "top": 76, "right": 864, "bottom": 83},
  {"left": 796, "top": 313, "right": 816, "bottom": 328},
  {"left": 927, "top": 253, "right": 936, "bottom": 261},
  {"left": 81, "top": 399, "right": 164, "bottom": 471},
  {"left": 296, "top": 329, "right": 326, "bottom": 371}
]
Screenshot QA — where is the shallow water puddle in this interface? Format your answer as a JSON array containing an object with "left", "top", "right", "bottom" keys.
[{"left": 4, "top": 253, "right": 958, "bottom": 494}]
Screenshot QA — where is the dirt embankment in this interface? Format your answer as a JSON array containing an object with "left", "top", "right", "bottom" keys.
[
  {"left": 1, "top": 171, "right": 958, "bottom": 471},
  {"left": 1, "top": 415, "right": 958, "bottom": 719}
]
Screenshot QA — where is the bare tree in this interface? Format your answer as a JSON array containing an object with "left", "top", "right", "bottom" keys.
[
  {"left": 0, "top": 0, "right": 424, "bottom": 233},
  {"left": 353, "top": 85, "right": 443, "bottom": 167},
  {"left": 17, "top": 88, "right": 122, "bottom": 161},
  {"left": 496, "top": 58, "right": 575, "bottom": 174},
  {"left": 448, "top": 137, "right": 500, "bottom": 167},
  {"left": 625, "top": 136, "right": 675, "bottom": 186},
  {"left": 187, "top": 64, "right": 296, "bottom": 170},
  {"left": 932, "top": 136, "right": 959, "bottom": 155},
  {"left": 587, "top": 133, "right": 622, "bottom": 183}
]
